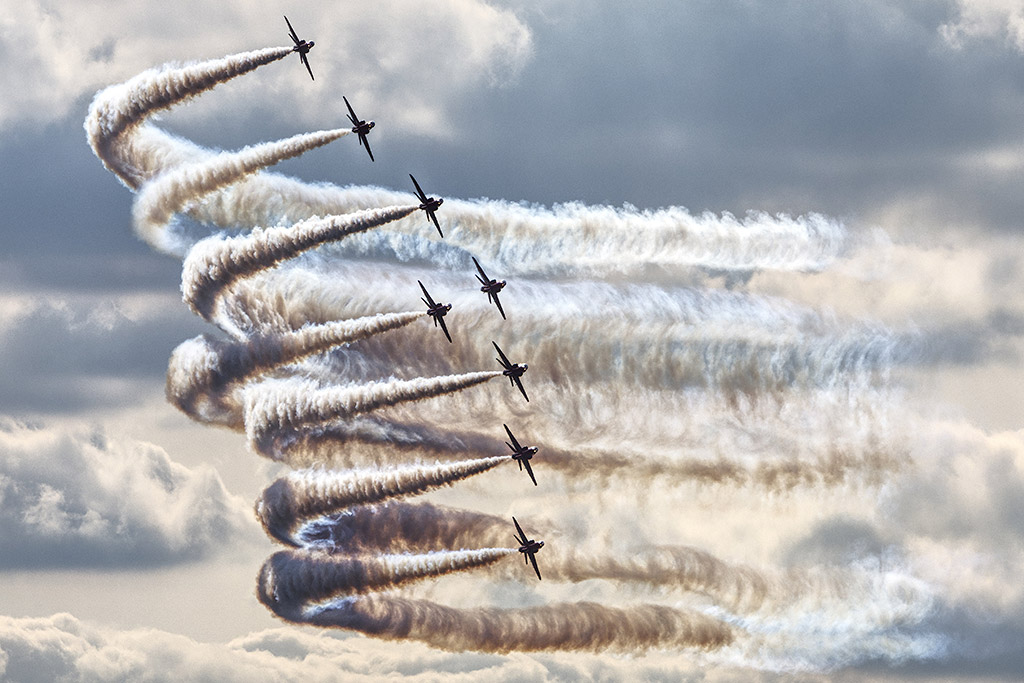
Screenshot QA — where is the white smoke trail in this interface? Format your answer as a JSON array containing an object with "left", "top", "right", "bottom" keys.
[
  {"left": 256, "top": 457, "right": 508, "bottom": 546},
  {"left": 85, "top": 47, "right": 293, "bottom": 189},
  {"left": 133, "top": 128, "right": 352, "bottom": 247},
  {"left": 243, "top": 372, "right": 503, "bottom": 456},
  {"left": 182, "top": 206, "right": 418, "bottom": 323},
  {"left": 166, "top": 311, "right": 426, "bottom": 425}
]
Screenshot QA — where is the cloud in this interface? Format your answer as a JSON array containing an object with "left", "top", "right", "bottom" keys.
[
  {"left": 0, "top": 294, "right": 207, "bottom": 412},
  {"left": 0, "top": 418, "right": 253, "bottom": 568},
  {"left": 941, "top": 0, "right": 1024, "bottom": 50},
  {"left": 0, "top": 0, "right": 532, "bottom": 134}
]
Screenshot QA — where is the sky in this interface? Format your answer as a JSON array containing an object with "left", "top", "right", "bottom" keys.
[{"left": 2, "top": 0, "right": 1024, "bottom": 680}]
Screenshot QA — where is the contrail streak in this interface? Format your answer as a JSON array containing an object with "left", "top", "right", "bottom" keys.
[
  {"left": 133, "top": 128, "right": 352, "bottom": 247},
  {"left": 166, "top": 311, "right": 425, "bottom": 425},
  {"left": 256, "top": 457, "right": 508, "bottom": 546},
  {"left": 244, "top": 372, "right": 503, "bottom": 456},
  {"left": 295, "top": 595, "right": 735, "bottom": 653},
  {"left": 259, "top": 548, "right": 513, "bottom": 606},
  {"left": 182, "top": 206, "right": 418, "bottom": 322},
  {"left": 85, "top": 47, "right": 293, "bottom": 188}
]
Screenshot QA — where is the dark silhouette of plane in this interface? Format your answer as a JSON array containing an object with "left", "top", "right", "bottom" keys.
[
  {"left": 418, "top": 280, "right": 452, "bottom": 343},
  {"left": 285, "top": 16, "right": 315, "bottom": 80},
  {"left": 513, "top": 516, "right": 544, "bottom": 580},
  {"left": 344, "top": 96, "right": 375, "bottom": 161},
  {"left": 472, "top": 257, "right": 507, "bottom": 320},
  {"left": 493, "top": 341, "right": 528, "bottom": 402},
  {"left": 504, "top": 424, "right": 538, "bottom": 485},
  {"left": 410, "top": 174, "right": 444, "bottom": 237}
]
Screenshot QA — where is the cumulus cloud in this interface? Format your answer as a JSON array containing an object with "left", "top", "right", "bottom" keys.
[
  {"left": 0, "top": 0, "right": 532, "bottom": 134},
  {"left": 0, "top": 418, "right": 253, "bottom": 567}
]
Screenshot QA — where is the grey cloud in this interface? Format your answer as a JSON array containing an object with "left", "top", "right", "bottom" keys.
[
  {"left": 0, "top": 296, "right": 209, "bottom": 413},
  {"left": 0, "top": 418, "right": 253, "bottom": 568}
]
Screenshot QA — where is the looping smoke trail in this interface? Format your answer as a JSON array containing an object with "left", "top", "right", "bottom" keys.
[
  {"left": 133, "top": 128, "right": 352, "bottom": 246},
  {"left": 85, "top": 44, "right": 944, "bottom": 667},
  {"left": 243, "top": 372, "right": 503, "bottom": 456},
  {"left": 256, "top": 457, "right": 508, "bottom": 546},
  {"left": 85, "top": 47, "right": 293, "bottom": 188},
  {"left": 300, "top": 595, "right": 735, "bottom": 654},
  {"left": 183, "top": 205, "right": 418, "bottom": 323},
  {"left": 166, "top": 311, "right": 426, "bottom": 425}
]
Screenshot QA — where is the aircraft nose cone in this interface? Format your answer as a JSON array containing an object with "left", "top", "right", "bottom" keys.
[
  {"left": 368, "top": 121, "right": 375, "bottom": 129},
  {"left": 308, "top": 40, "right": 315, "bottom": 48},
  {"left": 522, "top": 363, "right": 528, "bottom": 371}
]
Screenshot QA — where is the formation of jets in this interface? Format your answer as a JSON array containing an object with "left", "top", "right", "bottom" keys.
[{"left": 283, "top": 17, "right": 543, "bottom": 580}]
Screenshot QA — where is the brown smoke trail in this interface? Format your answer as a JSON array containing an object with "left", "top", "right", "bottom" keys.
[
  {"left": 296, "top": 502, "right": 507, "bottom": 553},
  {"left": 85, "top": 46, "right": 293, "bottom": 189},
  {"left": 291, "top": 594, "right": 735, "bottom": 654},
  {"left": 182, "top": 205, "right": 418, "bottom": 322},
  {"left": 133, "top": 128, "right": 352, "bottom": 245},
  {"left": 243, "top": 372, "right": 503, "bottom": 456},
  {"left": 259, "top": 548, "right": 513, "bottom": 607},
  {"left": 166, "top": 311, "right": 425, "bottom": 426},
  {"left": 256, "top": 457, "right": 508, "bottom": 546},
  {"left": 542, "top": 444, "right": 906, "bottom": 493}
]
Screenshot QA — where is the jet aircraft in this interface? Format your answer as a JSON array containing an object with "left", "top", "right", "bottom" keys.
[
  {"left": 344, "top": 96, "right": 375, "bottom": 161},
  {"left": 504, "top": 424, "right": 538, "bottom": 486},
  {"left": 472, "top": 257, "right": 507, "bottom": 320},
  {"left": 513, "top": 516, "right": 544, "bottom": 580},
  {"left": 284, "top": 16, "right": 315, "bottom": 81},
  {"left": 493, "top": 341, "right": 529, "bottom": 402},
  {"left": 418, "top": 280, "right": 453, "bottom": 343},
  {"left": 410, "top": 174, "right": 444, "bottom": 237}
]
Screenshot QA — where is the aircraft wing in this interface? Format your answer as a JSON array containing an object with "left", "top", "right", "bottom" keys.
[
  {"left": 429, "top": 211, "right": 443, "bottom": 238},
  {"left": 285, "top": 15, "right": 299, "bottom": 43},
  {"left": 472, "top": 256, "right": 490, "bottom": 282},
  {"left": 503, "top": 424, "right": 522, "bottom": 451},
  {"left": 437, "top": 315, "right": 452, "bottom": 344},
  {"left": 410, "top": 174, "right": 427, "bottom": 202},
  {"left": 361, "top": 135, "right": 374, "bottom": 162},
  {"left": 513, "top": 376, "right": 530, "bottom": 402},
  {"left": 523, "top": 458, "right": 537, "bottom": 486},
  {"left": 300, "top": 53, "right": 314, "bottom": 80},
  {"left": 492, "top": 341, "right": 511, "bottom": 367},
  {"left": 492, "top": 291, "right": 507, "bottom": 320},
  {"left": 512, "top": 516, "right": 526, "bottom": 542},
  {"left": 528, "top": 552, "right": 542, "bottom": 580},
  {"left": 418, "top": 281, "right": 437, "bottom": 307},
  {"left": 343, "top": 96, "right": 358, "bottom": 123}
]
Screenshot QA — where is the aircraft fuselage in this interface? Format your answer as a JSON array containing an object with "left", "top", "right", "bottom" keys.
[
  {"left": 504, "top": 363, "right": 527, "bottom": 379},
  {"left": 481, "top": 279, "right": 506, "bottom": 294},
  {"left": 519, "top": 540, "right": 544, "bottom": 554}
]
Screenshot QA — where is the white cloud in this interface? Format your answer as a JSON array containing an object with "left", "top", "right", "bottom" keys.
[
  {"left": 941, "top": 0, "right": 1024, "bottom": 49},
  {"left": 0, "top": 0, "right": 532, "bottom": 135},
  {"left": 0, "top": 418, "right": 254, "bottom": 567}
]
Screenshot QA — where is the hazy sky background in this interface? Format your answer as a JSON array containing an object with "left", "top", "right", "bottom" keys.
[{"left": 2, "top": 0, "right": 1024, "bottom": 680}]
